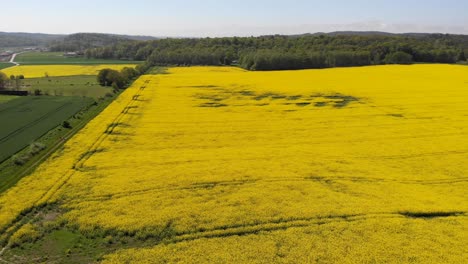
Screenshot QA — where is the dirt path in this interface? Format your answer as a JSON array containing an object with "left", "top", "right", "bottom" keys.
[{"left": 9, "top": 52, "right": 26, "bottom": 66}]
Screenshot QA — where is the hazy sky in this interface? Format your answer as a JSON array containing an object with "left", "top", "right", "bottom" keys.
[{"left": 2, "top": 0, "right": 468, "bottom": 36}]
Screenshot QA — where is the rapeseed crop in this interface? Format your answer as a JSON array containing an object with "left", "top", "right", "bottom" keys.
[
  {"left": 0, "top": 65, "right": 467, "bottom": 263},
  {"left": 0, "top": 64, "right": 137, "bottom": 78}
]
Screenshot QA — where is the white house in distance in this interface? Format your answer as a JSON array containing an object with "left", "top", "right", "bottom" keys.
[{"left": 64, "top": 52, "right": 78, "bottom": 57}]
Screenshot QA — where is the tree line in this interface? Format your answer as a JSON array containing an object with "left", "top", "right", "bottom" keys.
[
  {"left": 97, "top": 63, "right": 151, "bottom": 90},
  {"left": 0, "top": 72, "right": 25, "bottom": 91},
  {"left": 85, "top": 34, "right": 468, "bottom": 71}
]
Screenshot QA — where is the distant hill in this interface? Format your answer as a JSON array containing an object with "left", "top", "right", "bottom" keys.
[
  {"left": 292, "top": 31, "right": 398, "bottom": 37},
  {"left": 292, "top": 31, "right": 468, "bottom": 38},
  {"left": 0, "top": 32, "right": 158, "bottom": 50},
  {"left": 116, "top": 34, "right": 158, "bottom": 41},
  {"left": 48, "top": 33, "right": 157, "bottom": 52},
  {"left": 0, "top": 32, "right": 64, "bottom": 47},
  {"left": 290, "top": 31, "right": 468, "bottom": 50},
  {"left": 48, "top": 33, "right": 130, "bottom": 52}
]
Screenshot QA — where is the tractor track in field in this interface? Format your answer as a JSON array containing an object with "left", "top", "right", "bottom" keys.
[
  {"left": 169, "top": 212, "right": 468, "bottom": 244},
  {"left": 0, "top": 77, "right": 153, "bottom": 256},
  {"left": 69, "top": 173, "right": 468, "bottom": 204}
]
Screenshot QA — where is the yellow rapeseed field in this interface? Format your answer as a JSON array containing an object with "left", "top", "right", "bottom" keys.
[
  {"left": 0, "top": 64, "right": 137, "bottom": 78},
  {"left": 0, "top": 65, "right": 467, "bottom": 263}
]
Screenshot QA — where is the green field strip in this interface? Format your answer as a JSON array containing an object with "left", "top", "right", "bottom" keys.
[
  {"left": 0, "top": 102, "right": 72, "bottom": 143},
  {"left": 0, "top": 63, "right": 14, "bottom": 70},
  {"left": 0, "top": 97, "right": 93, "bottom": 162},
  {"left": 15, "top": 52, "right": 143, "bottom": 65}
]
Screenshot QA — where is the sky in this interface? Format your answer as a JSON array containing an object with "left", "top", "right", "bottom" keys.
[{"left": 2, "top": 0, "right": 468, "bottom": 37}]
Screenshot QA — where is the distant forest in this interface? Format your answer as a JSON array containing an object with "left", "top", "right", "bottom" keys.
[
  {"left": 0, "top": 32, "right": 63, "bottom": 47},
  {"left": 49, "top": 33, "right": 157, "bottom": 52},
  {"left": 85, "top": 33, "right": 468, "bottom": 70},
  {"left": 0, "top": 32, "right": 156, "bottom": 50}
]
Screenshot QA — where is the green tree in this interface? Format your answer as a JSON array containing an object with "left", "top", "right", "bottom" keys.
[
  {"left": 97, "top": 68, "right": 114, "bottom": 86},
  {"left": 97, "top": 68, "right": 127, "bottom": 89},
  {"left": 458, "top": 50, "right": 466, "bottom": 61},
  {"left": 121, "top": 67, "right": 138, "bottom": 80},
  {"left": 13, "top": 75, "right": 22, "bottom": 91},
  {"left": 384, "top": 51, "right": 413, "bottom": 64},
  {"left": 0, "top": 72, "right": 8, "bottom": 90}
]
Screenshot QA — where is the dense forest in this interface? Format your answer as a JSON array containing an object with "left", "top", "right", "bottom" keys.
[
  {"left": 85, "top": 33, "right": 468, "bottom": 70},
  {"left": 49, "top": 33, "right": 157, "bottom": 52},
  {"left": 0, "top": 32, "right": 156, "bottom": 49}
]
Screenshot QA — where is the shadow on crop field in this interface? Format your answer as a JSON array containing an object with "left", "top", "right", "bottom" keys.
[
  {"left": 105, "top": 122, "right": 130, "bottom": 134},
  {"left": 399, "top": 211, "right": 465, "bottom": 219},
  {"left": 121, "top": 106, "right": 139, "bottom": 114},
  {"left": 192, "top": 86, "right": 362, "bottom": 109},
  {"left": 387, "top": 113, "right": 405, "bottom": 118},
  {"left": 199, "top": 102, "right": 229, "bottom": 108},
  {"left": 314, "top": 102, "right": 328, "bottom": 107},
  {"left": 77, "top": 148, "right": 106, "bottom": 161},
  {"left": 178, "top": 85, "right": 220, "bottom": 89}
]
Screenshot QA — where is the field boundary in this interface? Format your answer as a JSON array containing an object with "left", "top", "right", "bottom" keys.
[
  {"left": 0, "top": 97, "right": 112, "bottom": 194},
  {"left": 0, "top": 76, "right": 153, "bottom": 255}
]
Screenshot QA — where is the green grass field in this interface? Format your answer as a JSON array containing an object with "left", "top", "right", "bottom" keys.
[
  {"left": 3, "top": 227, "right": 119, "bottom": 263},
  {"left": 0, "top": 95, "right": 18, "bottom": 104},
  {"left": 0, "top": 96, "right": 93, "bottom": 162},
  {"left": 21, "top": 75, "right": 114, "bottom": 98},
  {"left": 0, "top": 62, "right": 14, "bottom": 70},
  {"left": 15, "top": 52, "right": 143, "bottom": 65}
]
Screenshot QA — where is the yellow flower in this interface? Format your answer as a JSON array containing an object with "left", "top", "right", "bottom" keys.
[{"left": 1, "top": 65, "right": 467, "bottom": 263}]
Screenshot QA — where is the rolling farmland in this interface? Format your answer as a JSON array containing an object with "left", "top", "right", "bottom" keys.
[
  {"left": 15, "top": 52, "right": 143, "bottom": 65},
  {"left": 0, "top": 64, "right": 138, "bottom": 78},
  {"left": 0, "top": 65, "right": 467, "bottom": 262},
  {"left": 0, "top": 96, "right": 93, "bottom": 162}
]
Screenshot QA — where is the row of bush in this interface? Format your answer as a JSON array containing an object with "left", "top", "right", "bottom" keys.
[
  {"left": 12, "top": 142, "right": 47, "bottom": 166},
  {"left": 0, "top": 73, "right": 25, "bottom": 90},
  {"left": 97, "top": 63, "right": 151, "bottom": 89}
]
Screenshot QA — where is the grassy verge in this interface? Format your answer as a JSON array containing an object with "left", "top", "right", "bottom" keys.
[
  {"left": 3, "top": 229, "right": 112, "bottom": 263},
  {"left": 21, "top": 75, "right": 113, "bottom": 99},
  {"left": 0, "top": 95, "right": 18, "bottom": 104},
  {"left": 0, "top": 204, "right": 161, "bottom": 263}
]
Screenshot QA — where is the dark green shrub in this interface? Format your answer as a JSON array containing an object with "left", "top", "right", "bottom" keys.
[{"left": 62, "top": 121, "right": 72, "bottom": 129}]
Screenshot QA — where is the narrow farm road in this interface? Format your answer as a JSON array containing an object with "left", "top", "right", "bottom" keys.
[{"left": 9, "top": 52, "right": 26, "bottom": 66}]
